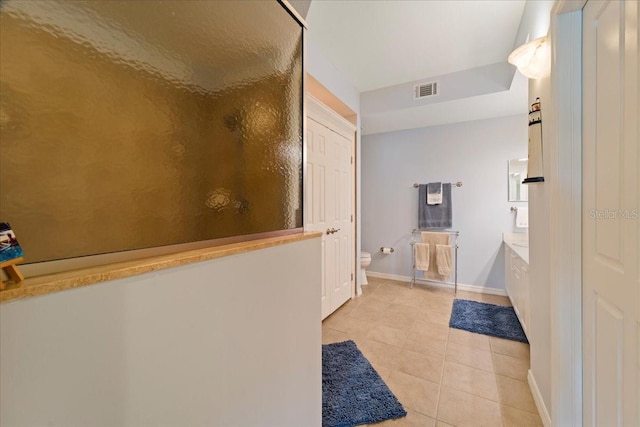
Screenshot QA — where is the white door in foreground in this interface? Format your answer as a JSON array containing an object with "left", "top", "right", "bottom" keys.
[{"left": 582, "top": 1, "right": 639, "bottom": 425}]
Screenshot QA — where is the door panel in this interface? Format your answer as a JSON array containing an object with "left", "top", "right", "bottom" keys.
[
  {"left": 307, "top": 124, "right": 330, "bottom": 319},
  {"left": 594, "top": 0, "right": 624, "bottom": 266},
  {"left": 583, "top": 1, "right": 639, "bottom": 425},
  {"left": 593, "top": 294, "right": 624, "bottom": 425},
  {"left": 331, "top": 132, "right": 353, "bottom": 311},
  {"left": 306, "top": 109, "right": 355, "bottom": 320}
]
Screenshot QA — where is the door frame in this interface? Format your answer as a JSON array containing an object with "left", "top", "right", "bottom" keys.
[{"left": 548, "top": 1, "right": 585, "bottom": 426}]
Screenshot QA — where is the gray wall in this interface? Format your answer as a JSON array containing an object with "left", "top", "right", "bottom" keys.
[
  {"left": 1, "top": 238, "right": 321, "bottom": 427},
  {"left": 361, "top": 114, "right": 527, "bottom": 291}
]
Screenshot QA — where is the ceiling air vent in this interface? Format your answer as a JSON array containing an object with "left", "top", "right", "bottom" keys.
[{"left": 413, "top": 81, "right": 438, "bottom": 100}]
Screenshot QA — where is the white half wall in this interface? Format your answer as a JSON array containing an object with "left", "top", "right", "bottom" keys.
[
  {"left": 0, "top": 238, "right": 321, "bottom": 427},
  {"left": 361, "top": 115, "right": 528, "bottom": 291}
]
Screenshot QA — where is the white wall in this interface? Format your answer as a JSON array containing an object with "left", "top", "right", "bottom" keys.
[
  {"left": 361, "top": 115, "right": 528, "bottom": 291},
  {"left": 305, "top": 37, "right": 363, "bottom": 292},
  {"left": 513, "top": 0, "right": 555, "bottom": 48},
  {"left": 517, "top": 1, "right": 556, "bottom": 421},
  {"left": 305, "top": 42, "right": 359, "bottom": 114},
  {"left": 0, "top": 238, "right": 321, "bottom": 427},
  {"left": 546, "top": 8, "right": 584, "bottom": 426},
  {"left": 527, "top": 5, "right": 584, "bottom": 423},
  {"left": 527, "top": 75, "right": 552, "bottom": 420}
]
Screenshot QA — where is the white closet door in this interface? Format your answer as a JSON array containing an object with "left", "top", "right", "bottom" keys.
[
  {"left": 329, "top": 128, "right": 354, "bottom": 315},
  {"left": 306, "top": 97, "right": 355, "bottom": 320},
  {"left": 582, "top": 1, "right": 639, "bottom": 425}
]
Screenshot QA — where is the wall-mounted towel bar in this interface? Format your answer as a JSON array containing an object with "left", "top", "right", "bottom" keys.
[{"left": 413, "top": 181, "right": 463, "bottom": 188}]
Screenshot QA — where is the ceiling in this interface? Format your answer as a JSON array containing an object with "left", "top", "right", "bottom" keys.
[{"left": 303, "top": 0, "right": 530, "bottom": 134}]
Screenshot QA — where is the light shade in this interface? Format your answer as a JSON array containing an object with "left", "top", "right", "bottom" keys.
[{"left": 508, "top": 36, "right": 550, "bottom": 79}]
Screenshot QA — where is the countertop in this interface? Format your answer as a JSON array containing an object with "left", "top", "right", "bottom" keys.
[{"left": 503, "top": 233, "right": 529, "bottom": 264}]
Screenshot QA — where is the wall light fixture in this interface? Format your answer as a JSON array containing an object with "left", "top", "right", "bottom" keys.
[{"left": 508, "top": 36, "right": 550, "bottom": 79}]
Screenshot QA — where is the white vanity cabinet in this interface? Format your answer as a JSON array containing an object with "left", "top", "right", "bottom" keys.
[{"left": 504, "top": 243, "right": 530, "bottom": 339}]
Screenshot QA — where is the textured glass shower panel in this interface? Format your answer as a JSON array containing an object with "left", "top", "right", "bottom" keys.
[{"left": 0, "top": 0, "right": 303, "bottom": 263}]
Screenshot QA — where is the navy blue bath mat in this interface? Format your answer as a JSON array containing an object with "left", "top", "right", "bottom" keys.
[
  {"left": 322, "top": 340, "right": 406, "bottom": 427},
  {"left": 449, "top": 299, "right": 528, "bottom": 343}
]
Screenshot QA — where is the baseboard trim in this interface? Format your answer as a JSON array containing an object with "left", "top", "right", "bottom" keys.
[
  {"left": 366, "top": 271, "right": 507, "bottom": 296},
  {"left": 528, "top": 369, "right": 552, "bottom": 427}
]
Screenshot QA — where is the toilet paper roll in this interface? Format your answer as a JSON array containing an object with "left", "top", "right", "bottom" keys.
[{"left": 381, "top": 247, "right": 394, "bottom": 254}]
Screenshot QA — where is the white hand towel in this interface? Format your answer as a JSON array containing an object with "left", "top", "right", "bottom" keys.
[
  {"left": 415, "top": 243, "right": 430, "bottom": 271},
  {"left": 427, "top": 182, "right": 443, "bottom": 205},
  {"left": 436, "top": 244, "right": 452, "bottom": 276},
  {"left": 516, "top": 206, "right": 529, "bottom": 228}
]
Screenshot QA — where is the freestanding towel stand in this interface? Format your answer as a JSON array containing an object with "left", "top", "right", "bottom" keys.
[{"left": 410, "top": 229, "right": 459, "bottom": 294}]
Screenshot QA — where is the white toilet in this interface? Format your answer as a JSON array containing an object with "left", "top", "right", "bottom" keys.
[{"left": 360, "top": 251, "right": 372, "bottom": 285}]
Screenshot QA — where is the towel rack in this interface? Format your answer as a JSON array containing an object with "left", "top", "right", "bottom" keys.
[
  {"left": 413, "top": 181, "right": 463, "bottom": 188},
  {"left": 410, "top": 229, "right": 459, "bottom": 294}
]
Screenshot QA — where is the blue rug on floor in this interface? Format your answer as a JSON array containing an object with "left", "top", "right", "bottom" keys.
[
  {"left": 449, "top": 299, "right": 529, "bottom": 343},
  {"left": 322, "top": 340, "right": 406, "bottom": 427}
]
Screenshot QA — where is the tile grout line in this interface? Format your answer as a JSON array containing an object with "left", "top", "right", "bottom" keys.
[
  {"left": 433, "top": 300, "right": 453, "bottom": 424},
  {"left": 485, "top": 339, "right": 507, "bottom": 427},
  {"left": 395, "top": 282, "right": 448, "bottom": 423}
]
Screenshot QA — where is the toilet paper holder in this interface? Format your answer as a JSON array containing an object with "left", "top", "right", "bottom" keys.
[{"left": 380, "top": 247, "right": 395, "bottom": 254}]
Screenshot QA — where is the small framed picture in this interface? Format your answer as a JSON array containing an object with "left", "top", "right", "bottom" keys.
[{"left": 0, "top": 223, "right": 24, "bottom": 263}]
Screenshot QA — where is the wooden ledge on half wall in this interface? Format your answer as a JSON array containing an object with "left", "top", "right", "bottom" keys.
[{"left": 0, "top": 231, "right": 322, "bottom": 304}]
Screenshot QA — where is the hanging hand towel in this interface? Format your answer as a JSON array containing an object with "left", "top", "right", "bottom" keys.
[
  {"left": 418, "top": 184, "right": 453, "bottom": 229},
  {"left": 436, "top": 244, "right": 452, "bottom": 276},
  {"left": 414, "top": 243, "right": 430, "bottom": 271},
  {"left": 516, "top": 206, "right": 529, "bottom": 228},
  {"left": 427, "top": 182, "right": 443, "bottom": 205},
  {"left": 421, "top": 232, "right": 450, "bottom": 280}
]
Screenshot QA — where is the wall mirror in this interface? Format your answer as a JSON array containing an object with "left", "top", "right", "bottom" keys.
[{"left": 508, "top": 159, "right": 529, "bottom": 202}]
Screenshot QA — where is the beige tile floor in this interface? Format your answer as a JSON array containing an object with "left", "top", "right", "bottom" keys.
[{"left": 322, "top": 277, "right": 543, "bottom": 427}]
